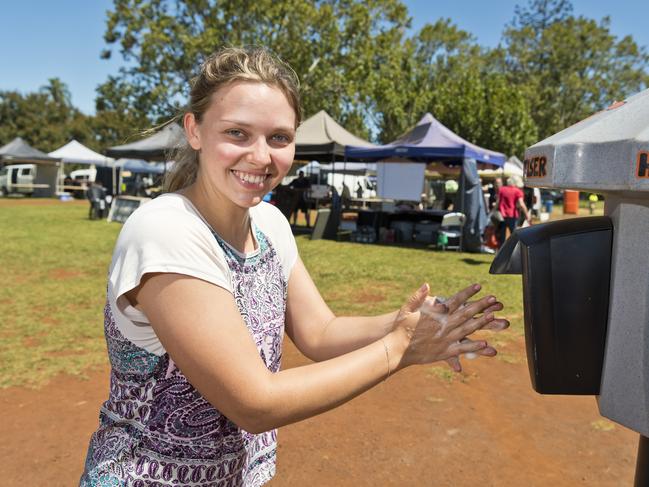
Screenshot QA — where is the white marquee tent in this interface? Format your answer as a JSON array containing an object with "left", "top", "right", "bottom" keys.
[
  {"left": 48, "top": 140, "right": 113, "bottom": 166},
  {"left": 478, "top": 155, "right": 524, "bottom": 178}
]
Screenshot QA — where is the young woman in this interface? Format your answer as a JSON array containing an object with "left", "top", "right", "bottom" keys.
[{"left": 80, "top": 47, "right": 509, "bottom": 487}]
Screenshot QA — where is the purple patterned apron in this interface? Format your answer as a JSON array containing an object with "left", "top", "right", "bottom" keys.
[{"left": 81, "top": 228, "right": 287, "bottom": 487}]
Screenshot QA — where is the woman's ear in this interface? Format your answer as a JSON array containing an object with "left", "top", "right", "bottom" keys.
[{"left": 184, "top": 112, "right": 202, "bottom": 151}]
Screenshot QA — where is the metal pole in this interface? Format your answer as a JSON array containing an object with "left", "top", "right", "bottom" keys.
[
  {"left": 634, "top": 435, "right": 649, "bottom": 486},
  {"left": 459, "top": 161, "right": 466, "bottom": 214}
]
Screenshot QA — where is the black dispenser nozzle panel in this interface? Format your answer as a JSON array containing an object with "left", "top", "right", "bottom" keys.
[{"left": 489, "top": 217, "right": 613, "bottom": 395}]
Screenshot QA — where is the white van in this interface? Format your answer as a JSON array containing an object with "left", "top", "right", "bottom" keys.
[
  {"left": 0, "top": 164, "right": 36, "bottom": 196},
  {"left": 70, "top": 167, "right": 96, "bottom": 184}
]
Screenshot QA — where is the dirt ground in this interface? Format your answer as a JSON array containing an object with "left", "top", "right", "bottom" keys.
[{"left": 0, "top": 334, "right": 638, "bottom": 487}]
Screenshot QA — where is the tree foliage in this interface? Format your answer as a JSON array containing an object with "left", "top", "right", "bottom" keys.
[
  {"left": 499, "top": 0, "right": 649, "bottom": 140},
  {"left": 97, "top": 1, "right": 544, "bottom": 155},
  {"left": 97, "top": 0, "right": 412, "bottom": 139},
  {"left": 2, "top": 0, "right": 648, "bottom": 159},
  {"left": 0, "top": 79, "right": 94, "bottom": 152},
  {"left": 369, "top": 19, "right": 537, "bottom": 155}
]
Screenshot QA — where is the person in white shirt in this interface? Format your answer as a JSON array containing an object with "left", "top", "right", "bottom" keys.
[{"left": 81, "top": 47, "right": 509, "bottom": 487}]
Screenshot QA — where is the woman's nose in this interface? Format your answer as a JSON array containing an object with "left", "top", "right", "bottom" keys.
[{"left": 250, "top": 137, "right": 271, "bottom": 165}]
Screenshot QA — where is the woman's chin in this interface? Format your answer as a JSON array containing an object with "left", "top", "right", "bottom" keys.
[{"left": 232, "top": 193, "right": 263, "bottom": 209}]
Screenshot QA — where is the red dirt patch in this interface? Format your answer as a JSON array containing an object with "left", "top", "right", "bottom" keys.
[
  {"left": 42, "top": 316, "right": 61, "bottom": 326},
  {"left": 0, "top": 336, "right": 638, "bottom": 486},
  {"left": 22, "top": 337, "right": 41, "bottom": 348},
  {"left": 353, "top": 290, "right": 387, "bottom": 303},
  {"left": 43, "top": 349, "right": 89, "bottom": 358},
  {"left": 48, "top": 268, "right": 84, "bottom": 280}
]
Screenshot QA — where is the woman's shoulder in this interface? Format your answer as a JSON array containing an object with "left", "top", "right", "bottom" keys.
[
  {"left": 250, "top": 200, "right": 288, "bottom": 221},
  {"left": 251, "top": 202, "right": 294, "bottom": 245},
  {"left": 250, "top": 201, "right": 292, "bottom": 235},
  {"left": 119, "top": 193, "right": 213, "bottom": 245},
  {"left": 124, "top": 193, "right": 201, "bottom": 225}
]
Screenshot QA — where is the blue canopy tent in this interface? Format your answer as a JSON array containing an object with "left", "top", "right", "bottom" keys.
[
  {"left": 345, "top": 114, "right": 506, "bottom": 252},
  {"left": 96, "top": 158, "right": 166, "bottom": 196},
  {"left": 115, "top": 159, "right": 165, "bottom": 174},
  {"left": 345, "top": 113, "right": 506, "bottom": 165}
]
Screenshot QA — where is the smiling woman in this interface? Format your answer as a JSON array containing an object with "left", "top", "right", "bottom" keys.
[
  {"left": 183, "top": 81, "right": 297, "bottom": 215},
  {"left": 79, "top": 46, "right": 509, "bottom": 487}
]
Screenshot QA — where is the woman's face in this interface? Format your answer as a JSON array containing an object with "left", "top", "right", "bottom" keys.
[{"left": 185, "top": 81, "right": 296, "bottom": 208}]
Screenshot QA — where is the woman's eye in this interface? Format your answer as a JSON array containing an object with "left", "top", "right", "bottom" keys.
[
  {"left": 271, "top": 134, "right": 291, "bottom": 144},
  {"left": 226, "top": 129, "right": 245, "bottom": 138}
]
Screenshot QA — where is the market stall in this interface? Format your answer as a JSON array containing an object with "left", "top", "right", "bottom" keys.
[{"left": 345, "top": 113, "right": 506, "bottom": 251}]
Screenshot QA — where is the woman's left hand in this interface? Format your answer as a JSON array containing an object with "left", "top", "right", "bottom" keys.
[{"left": 393, "top": 284, "right": 507, "bottom": 372}]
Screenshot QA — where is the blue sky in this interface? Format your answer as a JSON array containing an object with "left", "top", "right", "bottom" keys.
[{"left": 1, "top": 0, "right": 647, "bottom": 115}]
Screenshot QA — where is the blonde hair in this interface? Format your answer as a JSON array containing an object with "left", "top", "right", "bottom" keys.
[{"left": 164, "top": 47, "right": 301, "bottom": 192}]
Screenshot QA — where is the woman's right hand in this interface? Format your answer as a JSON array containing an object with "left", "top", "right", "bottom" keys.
[{"left": 391, "top": 283, "right": 508, "bottom": 372}]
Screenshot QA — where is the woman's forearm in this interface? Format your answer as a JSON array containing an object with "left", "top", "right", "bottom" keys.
[
  {"left": 244, "top": 328, "right": 407, "bottom": 433},
  {"left": 304, "top": 310, "right": 403, "bottom": 361},
  {"left": 243, "top": 287, "right": 499, "bottom": 433}
]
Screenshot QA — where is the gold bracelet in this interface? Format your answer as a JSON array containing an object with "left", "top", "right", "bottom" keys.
[{"left": 381, "top": 338, "right": 391, "bottom": 380}]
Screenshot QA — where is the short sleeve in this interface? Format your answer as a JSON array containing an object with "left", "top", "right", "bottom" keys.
[
  {"left": 250, "top": 202, "right": 298, "bottom": 281},
  {"left": 109, "top": 195, "right": 232, "bottom": 320}
]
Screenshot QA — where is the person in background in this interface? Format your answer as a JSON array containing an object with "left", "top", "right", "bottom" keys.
[
  {"left": 356, "top": 180, "right": 364, "bottom": 199},
  {"left": 418, "top": 192, "right": 429, "bottom": 211},
  {"left": 588, "top": 193, "right": 599, "bottom": 214},
  {"left": 520, "top": 185, "right": 541, "bottom": 224},
  {"left": 289, "top": 170, "right": 311, "bottom": 227},
  {"left": 496, "top": 176, "right": 532, "bottom": 247},
  {"left": 80, "top": 46, "right": 509, "bottom": 487},
  {"left": 487, "top": 177, "right": 502, "bottom": 211},
  {"left": 86, "top": 179, "right": 107, "bottom": 220},
  {"left": 443, "top": 179, "right": 459, "bottom": 210},
  {"left": 133, "top": 174, "right": 147, "bottom": 197},
  {"left": 340, "top": 181, "right": 352, "bottom": 209}
]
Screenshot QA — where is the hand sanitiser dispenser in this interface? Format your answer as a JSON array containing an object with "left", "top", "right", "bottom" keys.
[{"left": 490, "top": 88, "right": 649, "bottom": 485}]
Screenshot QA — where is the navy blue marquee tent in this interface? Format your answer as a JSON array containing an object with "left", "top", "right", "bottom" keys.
[
  {"left": 345, "top": 113, "right": 506, "bottom": 166},
  {"left": 345, "top": 113, "right": 505, "bottom": 252}
]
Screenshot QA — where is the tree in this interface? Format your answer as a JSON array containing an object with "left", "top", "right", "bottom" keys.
[
  {"left": 500, "top": 0, "right": 649, "bottom": 140},
  {"left": 371, "top": 19, "right": 483, "bottom": 142},
  {"left": 97, "top": 0, "right": 411, "bottom": 139},
  {"left": 371, "top": 19, "right": 537, "bottom": 156},
  {"left": 430, "top": 69, "right": 538, "bottom": 157},
  {"left": 93, "top": 75, "right": 153, "bottom": 148},
  {"left": 0, "top": 79, "right": 94, "bottom": 152}
]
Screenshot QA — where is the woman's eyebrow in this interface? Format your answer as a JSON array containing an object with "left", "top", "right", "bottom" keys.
[
  {"left": 219, "top": 118, "right": 295, "bottom": 133},
  {"left": 219, "top": 118, "right": 253, "bottom": 126}
]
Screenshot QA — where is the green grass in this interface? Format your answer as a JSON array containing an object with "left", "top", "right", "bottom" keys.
[
  {"left": 0, "top": 200, "right": 524, "bottom": 388},
  {"left": 298, "top": 237, "right": 524, "bottom": 320},
  {"left": 0, "top": 201, "right": 121, "bottom": 387}
]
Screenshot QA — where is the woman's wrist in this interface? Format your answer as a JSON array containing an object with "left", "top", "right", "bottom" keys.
[{"left": 383, "top": 327, "right": 410, "bottom": 375}]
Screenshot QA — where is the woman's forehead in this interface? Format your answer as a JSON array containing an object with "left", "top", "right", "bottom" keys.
[{"left": 207, "top": 81, "right": 296, "bottom": 126}]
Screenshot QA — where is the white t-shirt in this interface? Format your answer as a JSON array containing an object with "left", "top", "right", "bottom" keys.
[{"left": 107, "top": 193, "right": 298, "bottom": 355}]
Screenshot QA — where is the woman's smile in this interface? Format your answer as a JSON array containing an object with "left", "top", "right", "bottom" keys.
[{"left": 231, "top": 169, "right": 271, "bottom": 189}]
